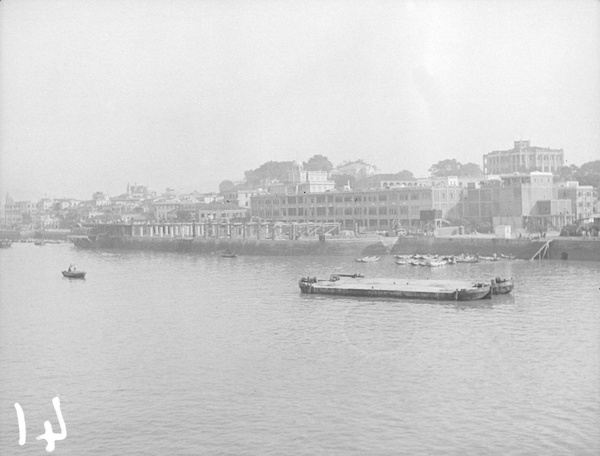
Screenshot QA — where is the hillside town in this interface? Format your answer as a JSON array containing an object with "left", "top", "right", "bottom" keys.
[{"left": 2, "top": 140, "right": 599, "bottom": 238}]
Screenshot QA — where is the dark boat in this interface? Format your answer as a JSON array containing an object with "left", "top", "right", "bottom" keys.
[
  {"left": 491, "top": 277, "right": 514, "bottom": 294},
  {"left": 299, "top": 275, "right": 492, "bottom": 301},
  {"left": 221, "top": 250, "right": 237, "bottom": 258},
  {"left": 62, "top": 270, "right": 86, "bottom": 278}
]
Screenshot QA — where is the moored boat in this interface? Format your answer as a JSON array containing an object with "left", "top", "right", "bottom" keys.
[
  {"left": 355, "top": 256, "right": 380, "bottom": 263},
  {"left": 34, "top": 239, "right": 46, "bottom": 246},
  {"left": 491, "top": 277, "right": 514, "bottom": 294},
  {"left": 221, "top": 250, "right": 237, "bottom": 258},
  {"left": 299, "top": 275, "right": 492, "bottom": 301},
  {"left": 0, "top": 240, "right": 12, "bottom": 248}
]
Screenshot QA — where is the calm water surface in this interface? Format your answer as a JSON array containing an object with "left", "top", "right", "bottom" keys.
[{"left": 1, "top": 243, "right": 599, "bottom": 455}]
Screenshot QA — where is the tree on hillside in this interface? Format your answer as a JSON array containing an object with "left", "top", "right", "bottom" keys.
[
  {"left": 244, "top": 161, "right": 294, "bottom": 186},
  {"left": 554, "top": 165, "right": 580, "bottom": 183},
  {"left": 460, "top": 162, "right": 483, "bottom": 177},
  {"left": 219, "top": 180, "right": 236, "bottom": 193},
  {"left": 429, "top": 159, "right": 460, "bottom": 177},
  {"left": 394, "top": 170, "right": 415, "bottom": 180},
  {"left": 578, "top": 160, "right": 600, "bottom": 188},
  {"left": 429, "top": 159, "right": 482, "bottom": 177},
  {"left": 304, "top": 154, "right": 333, "bottom": 172},
  {"left": 332, "top": 173, "right": 356, "bottom": 190}
]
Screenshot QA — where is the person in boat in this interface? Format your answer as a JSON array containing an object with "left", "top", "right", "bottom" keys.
[{"left": 68, "top": 264, "right": 73, "bottom": 272}]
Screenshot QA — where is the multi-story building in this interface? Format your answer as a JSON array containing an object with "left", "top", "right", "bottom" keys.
[
  {"left": 154, "top": 199, "right": 182, "bottom": 221},
  {"left": 464, "top": 172, "right": 573, "bottom": 230},
  {"left": 3, "top": 194, "right": 22, "bottom": 228},
  {"left": 353, "top": 174, "right": 419, "bottom": 190},
  {"left": 557, "top": 182, "right": 595, "bottom": 221},
  {"left": 196, "top": 202, "right": 248, "bottom": 221},
  {"left": 222, "top": 188, "right": 264, "bottom": 209},
  {"left": 268, "top": 161, "right": 335, "bottom": 195},
  {"left": 250, "top": 186, "right": 464, "bottom": 231},
  {"left": 330, "top": 161, "right": 376, "bottom": 180},
  {"left": 92, "top": 192, "right": 111, "bottom": 206},
  {"left": 483, "top": 140, "right": 564, "bottom": 175}
]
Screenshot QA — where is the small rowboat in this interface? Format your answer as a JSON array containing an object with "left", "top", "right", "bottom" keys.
[
  {"left": 62, "top": 270, "right": 86, "bottom": 278},
  {"left": 221, "top": 250, "right": 237, "bottom": 258},
  {"left": 355, "top": 256, "right": 380, "bottom": 263},
  {"left": 491, "top": 277, "right": 514, "bottom": 294}
]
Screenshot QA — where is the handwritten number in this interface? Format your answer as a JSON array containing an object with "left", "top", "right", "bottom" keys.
[
  {"left": 35, "top": 397, "right": 67, "bottom": 452},
  {"left": 14, "top": 403, "right": 26, "bottom": 446}
]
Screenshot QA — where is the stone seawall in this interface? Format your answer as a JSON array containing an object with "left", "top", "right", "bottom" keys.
[
  {"left": 391, "top": 236, "right": 600, "bottom": 261},
  {"left": 72, "top": 235, "right": 395, "bottom": 256},
  {"left": 548, "top": 239, "right": 600, "bottom": 261}
]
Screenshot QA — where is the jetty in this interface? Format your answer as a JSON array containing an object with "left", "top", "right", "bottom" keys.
[{"left": 299, "top": 275, "right": 492, "bottom": 301}]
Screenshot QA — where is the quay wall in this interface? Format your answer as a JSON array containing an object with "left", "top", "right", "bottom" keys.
[
  {"left": 73, "top": 235, "right": 394, "bottom": 256},
  {"left": 548, "top": 239, "right": 600, "bottom": 261},
  {"left": 391, "top": 236, "right": 600, "bottom": 261},
  {"left": 69, "top": 232, "right": 600, "bottom": 261}
]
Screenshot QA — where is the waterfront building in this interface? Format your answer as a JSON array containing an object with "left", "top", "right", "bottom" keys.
[
  {"left": 557, "top": 181, "right": 595, "bottom": 221},
  {"left": 250, "top": 186, "right": 464, "bottom": 231},
  {"left": 154, "top": 199, "right": 182, "bottom": 221},
  {"left": 3, "top": 194, "right": 22, "bottom": 228},
  {"left": 483, "top": 140, "right": 564, "bottom": 175},
  {"left": 464, "top": 172, "right": 573, "bottom": 231},
  {"left": 222, "top": 187, "right": 265, "bottom": 209},
  {"left": 196, "top": 202, "right": 248, "bottom": 221}
]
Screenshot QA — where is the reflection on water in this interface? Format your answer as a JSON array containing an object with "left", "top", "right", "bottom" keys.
[{"left": 1, "top": 243, "right": 599, "bottom": 454}]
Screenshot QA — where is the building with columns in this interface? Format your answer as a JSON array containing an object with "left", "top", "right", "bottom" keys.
[{"left": 483, "top": 140, "right": 564, "bottom": 175}]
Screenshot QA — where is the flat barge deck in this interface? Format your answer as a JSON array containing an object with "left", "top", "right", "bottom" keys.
[{"left": 299, "top": 275, "right": 492, "bottom": 301}]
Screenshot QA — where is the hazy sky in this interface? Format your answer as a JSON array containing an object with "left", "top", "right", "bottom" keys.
[{"left": 1, "top": 0, "right": 599, "bottom": 201}]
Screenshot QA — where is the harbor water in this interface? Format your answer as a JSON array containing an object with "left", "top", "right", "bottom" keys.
[{"left": 1, "top": 243, "right": 599, "bottom": 454}]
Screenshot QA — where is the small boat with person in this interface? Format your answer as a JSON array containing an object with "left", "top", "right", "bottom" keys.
[
  {"left": 34, "top": 239, "right": 46, "bottom": 246},
  {"left": 62, "top": 264, "right": 86, "bottom": 278},
  {"left": 0, "top": 239, "right": 12, "bottom": 248}
]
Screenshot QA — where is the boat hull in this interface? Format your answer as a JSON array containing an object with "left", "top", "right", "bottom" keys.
[
  {"left": 491, "top": 278, "right": 514, "bottom": 294},
  {"left": 299, "top": 276, "right": 492, "bottom": 301},
  {"left": 62, "top": 271, "right": 86, "bottom": 278}
]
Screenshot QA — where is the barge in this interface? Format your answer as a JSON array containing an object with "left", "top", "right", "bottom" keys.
[{"left": 299, "top": 274, "right": 492, "bottom": 301}]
